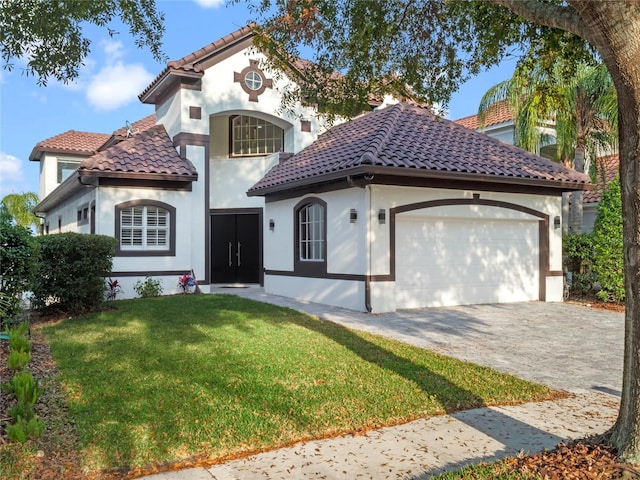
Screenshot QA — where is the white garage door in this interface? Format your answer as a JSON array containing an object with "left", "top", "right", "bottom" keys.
[{"left": 395, "top": 215, "right": 539, "bottom": 308}]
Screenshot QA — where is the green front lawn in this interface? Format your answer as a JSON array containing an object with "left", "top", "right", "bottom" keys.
[{"left": 43, "top": 294, "right": 555, "bottom": 473}]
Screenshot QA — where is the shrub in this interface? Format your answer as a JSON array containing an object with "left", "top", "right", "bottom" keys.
[
  {"left": 0, "top": 222, "right": 39, "bottom": 318},
  {"left": 591, "top": 178, "right": 624, "bottom": 302},
  {"left": 134, "top": 276, "right": 163, "bottom": 298},
  {"left": 2, "top": 371, "right": 38, "bottom": 396},
  {"left": 7, "top": 350, "right": 31, "bottom": 372},
  {"left": 563, "top": 233, "right": 596, "bottom": 293},
  {"left": 32, "top": 233, "right": 117, "bottom": 314},
  {"left": 6, "top": 416, "right": 45, "bottom": 443},
  {"left": 7, "top": 321, "right": 30, "bottom": 353}
]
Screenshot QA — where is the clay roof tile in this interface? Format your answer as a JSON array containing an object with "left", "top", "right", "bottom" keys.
[
  {"left": 584, "top": 154, "right": 619, "bottom": 204},
  {"left": 79, "top": 124, "right": 197, "bottom": 178},
  {"left": 29, "top": 130, "right": 110, "bottom": 160},
  {"left": 249, "top": 102, "right": 590, "bottom": 195}
]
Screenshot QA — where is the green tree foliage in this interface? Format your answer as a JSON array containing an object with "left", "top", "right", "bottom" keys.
[
  {"left": 250, "top": 0, "right": 595, "bottom": 117},
  {"left": 591, "top": 178, "right": 624, "bottom": 303},
  {"left": 478, "top": 62, "right": 617, "bottom": 170},
  {"left": 478, "top": 62, "right": 617, "bottom": 233},
  {"left": 0, "top": 0, "right": 165, "bottom": 85},
  {"left": 0, "top": 222, "right": 39, "bottom": 318},
  {"left": 32, "top": 233, "right": 117, "bottom": 315},
  {"left": 0, "top": 192, "right": 40, "bottom": 231}
]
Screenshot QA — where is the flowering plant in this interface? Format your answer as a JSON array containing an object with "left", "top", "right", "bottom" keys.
[
  {"left": 178, "top": 273, "right": 193, "bottom": 294},
  {"left": 105, "top": 278, "right": 123, "bottom": 301}
]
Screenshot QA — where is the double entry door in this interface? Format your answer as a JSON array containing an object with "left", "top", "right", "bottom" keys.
[{"left": 211, "top": 213, "right": 261, "bottom": 284}]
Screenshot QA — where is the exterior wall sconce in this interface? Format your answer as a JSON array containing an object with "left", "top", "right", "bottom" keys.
[
  {"left": 378, "top": 209, "right": 386, "bottom": 224},
  {"left": 269, "top": 219, "right": 275, "bottom": 231},
  {"left": 349, "top": 209, "right": 357, "bottom": 223},
  {"left": 554, "top": 216, "right": 561, "bottom": 229}
]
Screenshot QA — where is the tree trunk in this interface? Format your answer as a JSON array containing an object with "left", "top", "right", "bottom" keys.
[
  {"left": 568, "top": 146, "right": 585, "bottom": 234},
  {"left": 492, "top": 0, "right": 640, "bottom": 464},
  {"left": 571, "top": 4, "right": 640, "bottom": 464},
  {"left": 605, "top": 61, "right": 640, "bottom": 466}
]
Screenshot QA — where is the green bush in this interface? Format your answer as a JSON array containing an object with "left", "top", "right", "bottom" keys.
[
  {"left": 2, "top": 371, "right": 38, "bottom": 396},
  {"left": 32, "top": 233, "right": 117, "bottom": 314},
  {"left": 8, "top": 321, "right": 31, "bottom": 353},
  {"left": 9, "top": 399, "right": 37, "bottom": 422},
  {"left": 7, "top": 350, "right": 31, "bottom": 372},
  {"left": 0, "top": 223, "right": 39, "bottom": 318},
  {"left": 563, "top": 233, "right": 596, "bottom": 293},
  {"left": 134, "top": 276, "right": 163, "bottom": 298},
  {"left": 591, "top": 178, "right": 624, "bottom": 302},
  {"left": 6, "top": 416, "right": 45, "bottom": 443}
]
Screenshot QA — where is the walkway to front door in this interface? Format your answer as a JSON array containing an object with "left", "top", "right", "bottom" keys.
[{"left": 211, "top": 213, "right": 261, "bottom": 284}]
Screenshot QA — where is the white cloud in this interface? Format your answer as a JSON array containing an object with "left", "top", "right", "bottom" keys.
[
  {"left": 100, "top": 39, "right": 125, "bottom": 62},
  {"left": 0, "top": 152, "right": 31, "bottom": 198},
  {"left": 193, "top": 0, "right": 225, "bottom": 8},
  {"left": 86, "top": 62, "right": 154, "bottom": 111}
]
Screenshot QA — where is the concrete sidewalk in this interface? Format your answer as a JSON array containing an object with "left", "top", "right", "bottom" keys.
[
  {"left": 142, "top": 392, "right": 618, "bottom": 480},
  {"left": 139, "top": 291, "right": 624, "bottom": 479}
]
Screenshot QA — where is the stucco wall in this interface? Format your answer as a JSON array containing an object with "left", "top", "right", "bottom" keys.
[
  {"left": 96, "top": 185, "right": 197, "bottom": 298},
  {"left": 40, "top": 188, "right": 95, "bottom": 235},
  {"left": 263, "top": 185, "right": 564, "bottom": 312},
  {"left": 38, "top": 153, "right": 87, "bottom": 200}
]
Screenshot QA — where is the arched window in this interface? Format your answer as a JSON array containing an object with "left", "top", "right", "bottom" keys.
[
  {"left": 294, "top": 198, "right": 327, "bottom": 275},
  {"left": 115, "top": 200, "right": 176, "bottom": 256},
  {"left": 298, "top": 203, "right": 325, "bottom": 261},
  {"left": 230, "top": 115, "right": 284, "bottom": 156}
]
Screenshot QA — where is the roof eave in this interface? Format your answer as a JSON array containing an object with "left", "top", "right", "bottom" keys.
[
  {"left": 79, "top": 170, "right": 198, "bottom": 183},
  {"left": 29, "top": 147, "right": 96, "bottom": 162},
  {"left": 139, "top": 68, "right": 203, "bottom": 104},
  {"left": 33, "top": 172, "right": 85, "bottom": 213},
  {"left": 248, "top": 165, "right": 592, "bottom": 197}
]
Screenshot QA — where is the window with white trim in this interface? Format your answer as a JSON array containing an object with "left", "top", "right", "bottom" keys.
[
  {"left": 231, "top": 115, "right": 283, "bottom": 156},
  {"left": 298, "top": 203, "right": 325, "bottom": 261},
  {"left": 119, "top": 205, "right": 169, "bottom": 250}
]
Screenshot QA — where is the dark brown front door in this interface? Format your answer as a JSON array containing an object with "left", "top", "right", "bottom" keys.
[{"left": 211, "top": 213, "right": 260, "bottom": 283}]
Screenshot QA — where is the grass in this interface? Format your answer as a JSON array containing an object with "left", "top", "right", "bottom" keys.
[
  {"left": 42, "top": 294, "right": 555, "bottom": 473},
  {"left": 430, "top": 460, "right": 541, "bottom": 479}
]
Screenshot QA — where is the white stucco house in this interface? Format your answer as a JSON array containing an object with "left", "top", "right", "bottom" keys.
[{"left": 31, "top": 25, "right": 591, "bottom": 312}]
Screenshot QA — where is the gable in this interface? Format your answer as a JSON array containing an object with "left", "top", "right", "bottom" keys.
[{"left": 139, "top": 24, "right": 255, "bottom": 105}]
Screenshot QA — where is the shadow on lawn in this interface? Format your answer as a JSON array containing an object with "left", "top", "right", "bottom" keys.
[{"left": 44, "top": 294, "right": 562, "bottom": 475}]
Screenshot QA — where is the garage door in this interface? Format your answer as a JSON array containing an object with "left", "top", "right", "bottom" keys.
[{"left": 395, "top": 215, "right": 539, "bottom": 308}]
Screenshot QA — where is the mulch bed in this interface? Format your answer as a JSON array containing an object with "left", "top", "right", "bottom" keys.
[
  {"left": 567, "top": 292, "right": 625, "bottom": 313},
  {"left": 0, "top": 314, "right": 636, "bottom": 479}
]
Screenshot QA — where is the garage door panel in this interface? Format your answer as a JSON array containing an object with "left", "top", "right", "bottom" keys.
[{"left": 396, "top": 217, "right": 538, "bottom": 308}]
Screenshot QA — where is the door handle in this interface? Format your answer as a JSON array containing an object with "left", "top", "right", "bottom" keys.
[
  {"left": 228, "top": 242, "right": 232, "bottom": 267},
  {"left": 237, "top": 242, "right": 242, "bottom": 266}
]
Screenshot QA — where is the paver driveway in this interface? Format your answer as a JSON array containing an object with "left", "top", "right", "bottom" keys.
[{"left": 230, "top": 288, "right": 624, "bottom": 394}]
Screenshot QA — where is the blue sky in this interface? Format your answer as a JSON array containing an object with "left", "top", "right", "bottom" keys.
[{"left": 0, "top": 0, "right": 516, "bottom": 199}]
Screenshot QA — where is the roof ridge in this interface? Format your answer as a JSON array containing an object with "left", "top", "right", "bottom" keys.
[
  {"left": 168, "top": 23, "right": 256, "bottom": 70},
  {"left": 359, "top": 103, "right": 405, "bottom": 165}
]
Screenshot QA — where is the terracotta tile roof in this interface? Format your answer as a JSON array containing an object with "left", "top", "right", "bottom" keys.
[
  {"left": 584, "top": 154, "right": 619, "bottom": 204},
  {"left": 78, "top": 124, "right": 197, "bottom": 179},
  {"left": 248, "top": 102, "right": 590, "bottom": 195},
  {"left": 29, "top": 130, "right": 110, "bottom": 160},
  {"left": 139, "top": 24, "right": 255, "bottom": 103},
  {"left": 454, "top": 100, "right": 514, "bottom": 130},
  {"left": 112, "top": 114, "right": 156, "bottom": 137}
]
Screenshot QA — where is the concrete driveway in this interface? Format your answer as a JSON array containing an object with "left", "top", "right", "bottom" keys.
[{"left": 228, "top": 287, "right": 625, "bottom": 394}]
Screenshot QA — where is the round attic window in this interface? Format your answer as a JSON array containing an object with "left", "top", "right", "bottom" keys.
[{"left": 244, "top": 71, "right": 263, "bottom": 91}]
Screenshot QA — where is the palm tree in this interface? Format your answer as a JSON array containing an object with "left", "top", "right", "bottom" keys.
[
  {"left": 478, "top": 62, "right": 618, "bottom": 234},
  {"left": 0, "top": 192, "right": 40, "bottom": 232}
]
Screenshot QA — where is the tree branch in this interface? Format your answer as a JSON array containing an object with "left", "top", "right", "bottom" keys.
[{"left": 489, "top": 0, "right": 592, "bottom": 44}]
